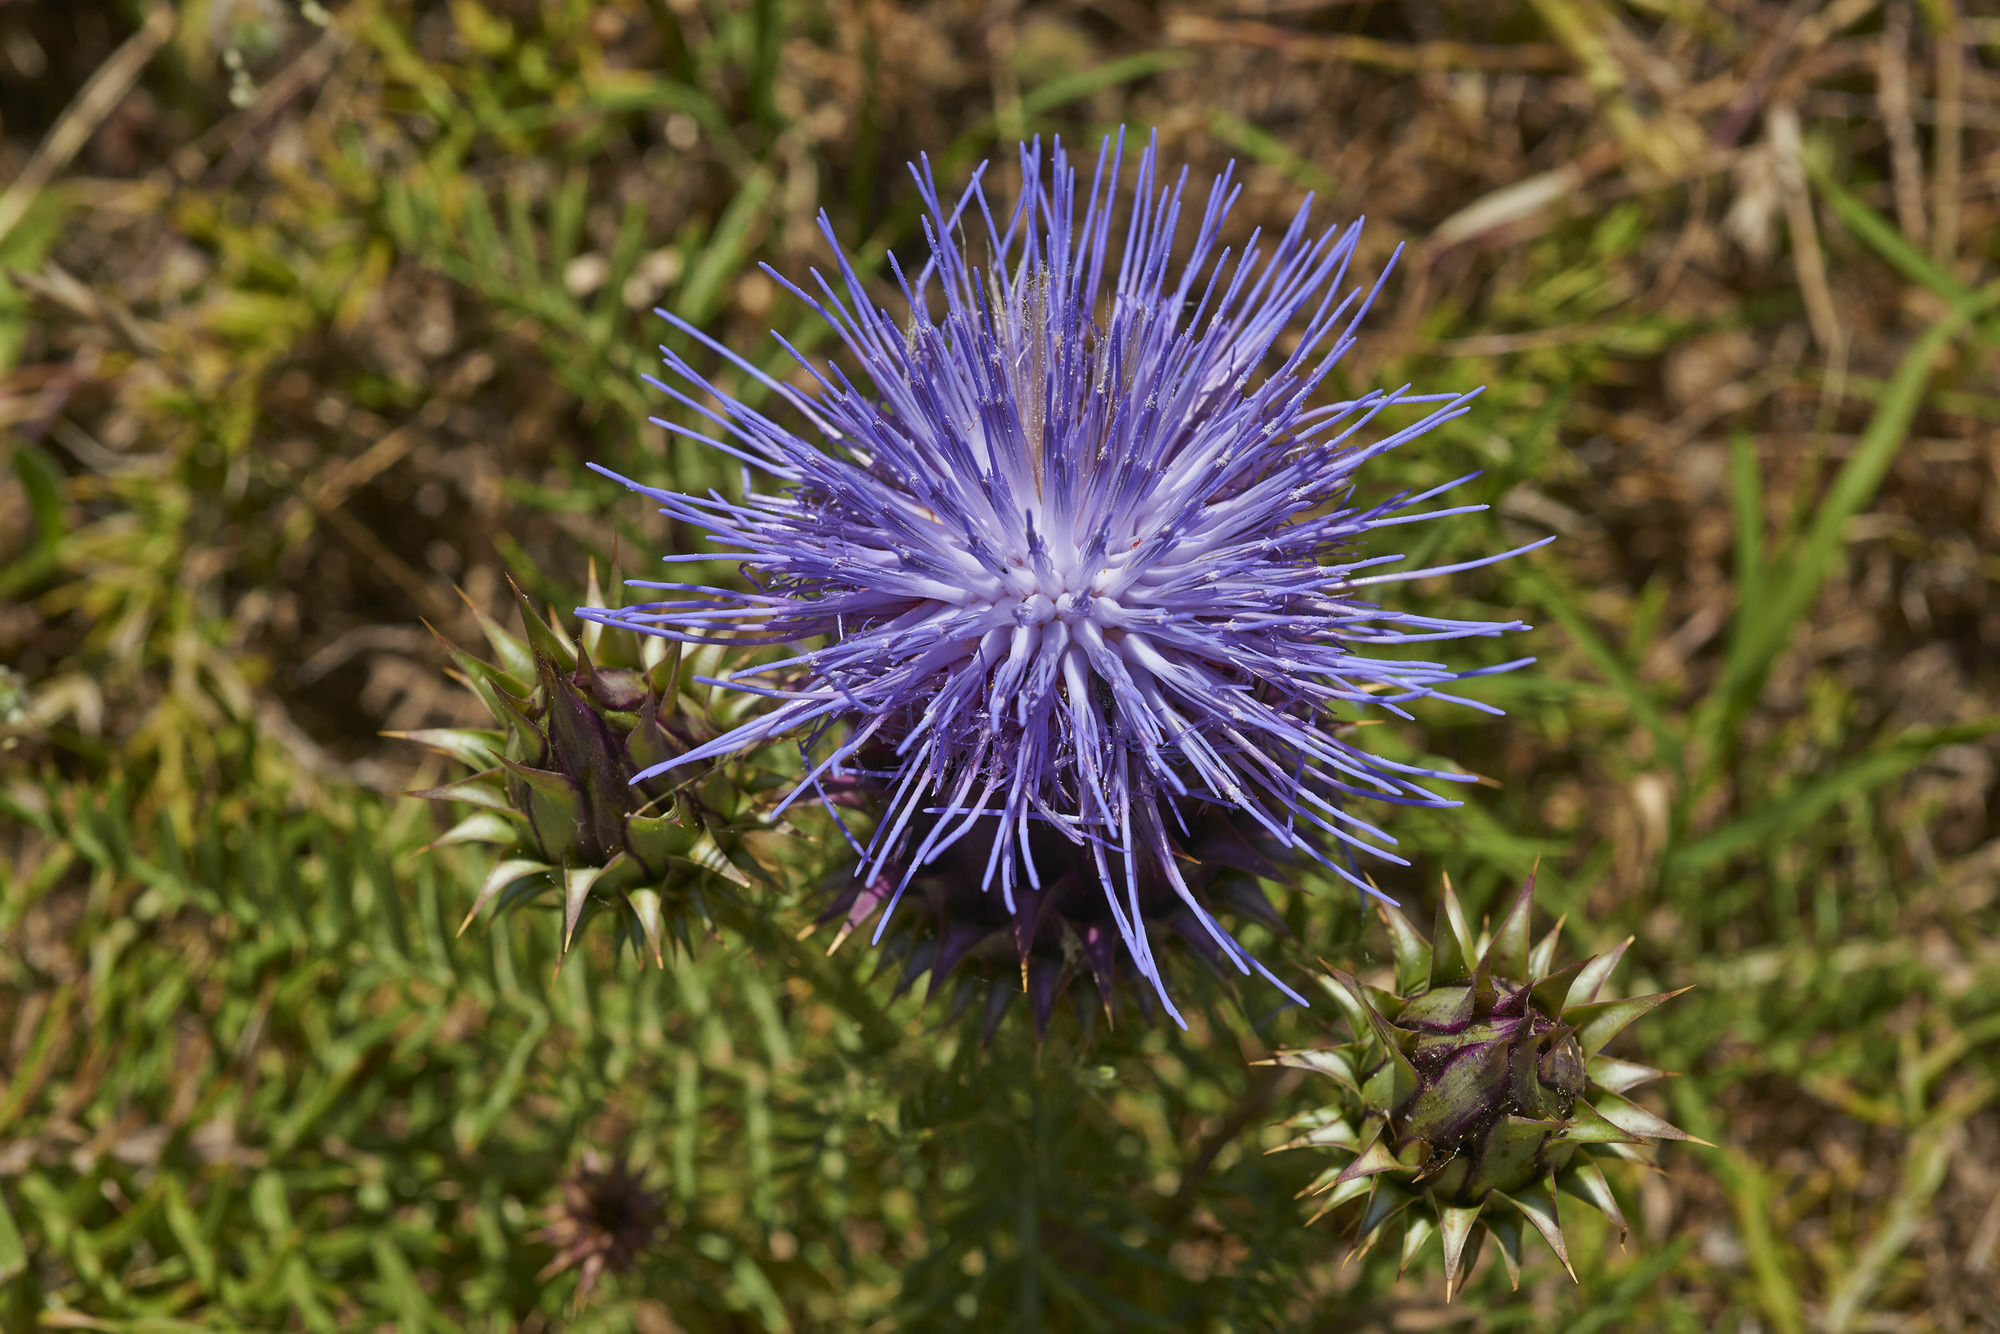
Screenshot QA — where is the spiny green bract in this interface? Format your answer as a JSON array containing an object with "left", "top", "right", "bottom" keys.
[
  {"left": 1264, "top": 870, "right": 1702, "bottom": 1299},
  {"left": 394, "top": 566, "right": 776, "bottom": 968}
]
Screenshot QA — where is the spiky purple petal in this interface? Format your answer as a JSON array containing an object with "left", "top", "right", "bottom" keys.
[{"left": 582, "top": 131, "right": 1545, "bottom": 1024}]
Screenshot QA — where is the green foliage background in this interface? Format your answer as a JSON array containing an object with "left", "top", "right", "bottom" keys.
[{"left": 2, "top": 1, "right": 1997, "bottom": 1329}]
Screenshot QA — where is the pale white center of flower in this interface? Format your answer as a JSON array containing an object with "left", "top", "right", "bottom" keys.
[{"left": 987, "top": 550, "right": 1136, "bottom": 631}]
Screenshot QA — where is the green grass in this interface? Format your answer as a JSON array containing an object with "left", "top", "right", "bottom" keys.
[{"left": 3, "top": 2, "right": 1997, "bottom": 1330}]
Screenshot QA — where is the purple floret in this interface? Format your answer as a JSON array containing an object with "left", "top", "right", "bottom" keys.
[{"left": 580, "top": 130, "right": 1548, "bottom": 1025}]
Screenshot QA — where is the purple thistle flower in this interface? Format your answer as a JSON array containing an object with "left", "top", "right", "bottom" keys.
[{"left": 580, "top": 131, "right": 1548, "bottom": 1026}]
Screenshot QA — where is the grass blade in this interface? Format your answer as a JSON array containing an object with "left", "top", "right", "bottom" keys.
[
  {"left": 1666, "top": 717, "right": 2000, "bottom": 875},
  {"left": 1710, "top": 292, "right": 1999, "bottom": 736}
]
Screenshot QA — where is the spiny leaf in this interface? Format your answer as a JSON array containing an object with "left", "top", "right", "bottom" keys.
[
  {"left": 1588, "top": 1053, "right": 1672, "bottom": 1095},
  {"left": 458, "top": 584, "right": 537, "bottom": 683},
  {"left": 460, "top": 859, "right": 549, "bottom": 935},
  {"left": 1558, "top": 1159, "right": 1629, "bottom": 1243},
  {"left": 1398, "top": 1210, "right": 1436, "bottom": 1277},
  {"left": 1568, "top": 988, "right": 1693, "bottom": 1060},
  {"left": 407, "top": 772, "right": 513, "bottom": 816},
  {"left": 1528, "top": 914, "right": 1566, "bottom": 980},
  {"left": 1431, "top": 873, "right": 1480, "bottom": 986},
  {"left": 499, "top": 757, "right": 580, "bottom": 805},
  {"left": 563, "top": 861, "right": 613, "bottom": 952},
  {"left": 1529, "top": 958, "right": 1589, "bottom": 1019},
  {"left": 1302, "top": 1170, "right": 1375, "bottom": 1224},
  {"left": 1272, "top": 1113, "right": 1364, "bottom": 1155},
  {"left": 1590, "top": 1091, "right": 1708, "bottom": 1145},
  {"left": 1352, "top": 1181, "right": 1413, "bottom": 1253},
  {"left": 1331, "top": 1130, "right": 1412, "bottom": 1189},
  {"left": 1499, "top": 1183, "right": 1574, "bottom": 1280},
  {"left": 423, "top": 811, "right": 521, "bottom": 851},
  {"left": 1486, "top": 1206, "right": 1527, "bottom": 1291},
  {"left": 676, "top": 830, "right": 754, "bottom": 889},
  {"left": 1259, "top": 1047, "right": 1363, "bottom": 1094},
  {"left": 1556, "top": 1098, "right": 1644, "bottom": 1147},
  {"left": 1438, "top": 1204, "right": 1482, "bottom": 1301},
  {"left": 627, "top": 887, "right": 667, "bottom": 968},
  {"left": 1563, "top": 935, "right": 1633, "bottom": 1009},
  {"left": 389, "top": 727, "right": 505, "bottom": 771},
  {"left": 1373, "top": 895, "right": 1432, "bottom": 996},
  {"left": 506, "top": 574, "right": 576, "bottom": 666},
  {"left": 582, "top": 557, "right": 609, "bottom": 659},
  {"left": 427, "top": 620, "right": 527, "bottom": 706},
  {"left": 1483, "top": 860, "right": 1538, "bottom": 979}
]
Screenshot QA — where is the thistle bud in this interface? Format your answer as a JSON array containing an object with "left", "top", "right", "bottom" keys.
[
  {"left": 394, "top": 565, "right": 766, "bottom": 966},
  {"left": 1264, "top": 871, "right": 1703, "bottom": 1298}
]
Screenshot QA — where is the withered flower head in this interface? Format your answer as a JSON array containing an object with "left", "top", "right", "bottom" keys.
[{"left": 532, "top": 1149, "right": 667, "bottom": 1309}]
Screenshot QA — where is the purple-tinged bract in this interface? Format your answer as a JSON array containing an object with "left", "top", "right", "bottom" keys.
[
  {"left": 818, "top": 805, "right": 1293, "bottom": 1040},
  {"left": 582, "top": 132, "right": 1545, "bottom": 1024},
  {"left": 1263, "top": 872, "right": 1701, "bottom": 1298}
]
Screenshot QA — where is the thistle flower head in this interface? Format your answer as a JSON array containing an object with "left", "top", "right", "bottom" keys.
[{"left": 583, "top": 131, "right": 1545, "bottom": 1022}]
